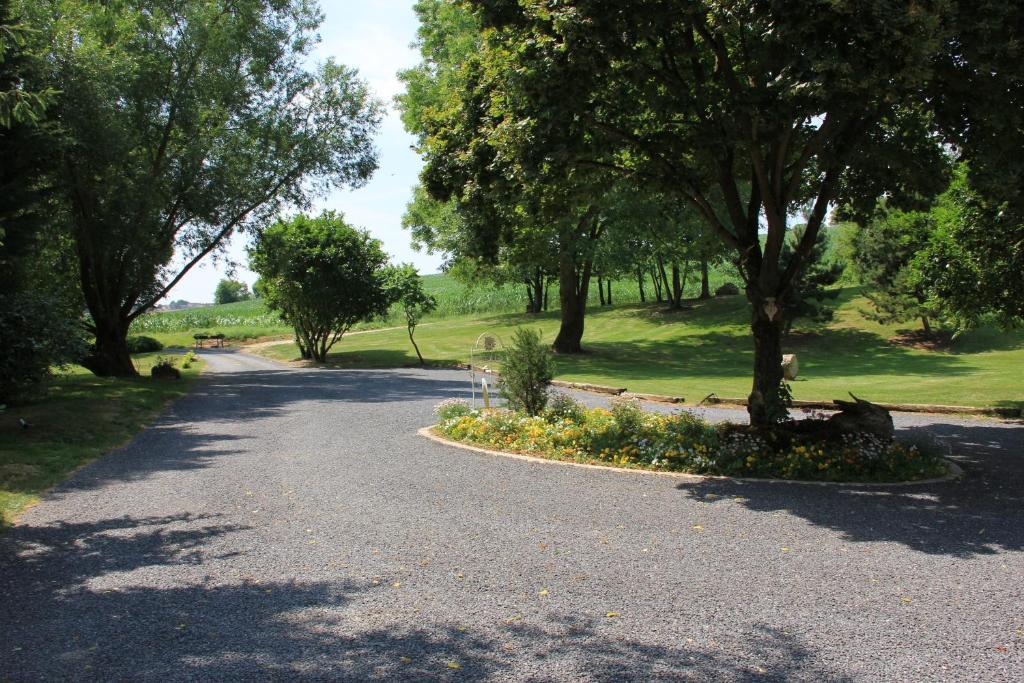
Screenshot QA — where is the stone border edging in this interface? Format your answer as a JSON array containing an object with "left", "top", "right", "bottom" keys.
[
  {"left": 418, "top": 426, "right": 964, "bottom": 488},
  {"left": 550, "top": 379, "right": 626, "bottom": 395},
  {"left": 467, "top": 365, "right": 1019, "bottom": 419},
  {"left": 699, "top": 395, "right": 1020, "bottom": 418}
]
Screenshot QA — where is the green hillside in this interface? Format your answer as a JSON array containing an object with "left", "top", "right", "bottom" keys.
[
  {"left": 253, "top": 287, "right": 1023, "bottom": 410},
  {"left": 133, "top": 270, "right": 1022, "bottom": 410}
]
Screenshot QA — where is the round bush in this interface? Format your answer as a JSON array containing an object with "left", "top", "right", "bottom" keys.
[
  {"left": 126, "top": 335, "right": 164, "bottom": 353},
  {"left": 545, "top": 391, "right": 584, "bottom": 423},
  {"left": 434, "top": 398, "right": 472, "bottom": 421}
]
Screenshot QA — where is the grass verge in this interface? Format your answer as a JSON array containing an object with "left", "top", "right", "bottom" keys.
[{"left": 0, "top": 352, "right": 203, "bottom": 526}]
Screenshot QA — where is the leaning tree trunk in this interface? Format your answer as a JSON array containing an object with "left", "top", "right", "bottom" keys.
[
  {"left": 650, "top": 266, "right": 663, "bottom": 302},
  {"left": 747, "top": 296, "right": 787, "bottom": 427},
  {"left": 657, "top": 257, "right": 672, "bottom": 306},
  {"left": 408, "top": 325, "right": 425, "bottom": 365},
  {"left": 82, "top": 316, "right": 137, "bottom": 377},
  {"left": 553, "top": 251, "right": 591, "bottom": 354},
  {"left": 296, "top": 337, "right": 312, "bottom": 360}
]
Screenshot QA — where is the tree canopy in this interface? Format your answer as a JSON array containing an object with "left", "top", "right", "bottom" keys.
[
  {"left": 214, "top": 279, "right": 252, "bottom": 305},
  {"left": 21, "top": 0, "right": 382, "bottom": 376},
  {"left": 405, "top": 0, "right": 955, "bottom": 424},
  {"left": 249, "top": 211, "right": 394, "bottom": 363}
]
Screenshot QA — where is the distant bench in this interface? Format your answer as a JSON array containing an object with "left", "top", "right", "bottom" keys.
[{"left": 193, "top": 333, "right": 225, "bottom": 349}]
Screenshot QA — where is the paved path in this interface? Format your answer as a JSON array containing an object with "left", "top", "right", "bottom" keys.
[{"left": 1, "top": 351, "right": 1022, "bottom": 681}]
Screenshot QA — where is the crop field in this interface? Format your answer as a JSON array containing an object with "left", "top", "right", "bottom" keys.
[{"left": 132, "top": 266, "right": 741, "bottom": 341}]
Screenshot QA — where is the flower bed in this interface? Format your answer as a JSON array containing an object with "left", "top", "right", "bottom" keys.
[{"left": 432, "top": 396, "right": 949, "bottom": 483}]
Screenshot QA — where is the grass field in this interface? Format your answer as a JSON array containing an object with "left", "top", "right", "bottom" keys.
[
  {"left": 131, "top": 266, "right": 741, "bottom": 343},
  {"left": 253, "top": 288, "right": 1023, "bottom": 409},
  {"left": 0, "top": 353, "right": 203, "bottom": 525}
]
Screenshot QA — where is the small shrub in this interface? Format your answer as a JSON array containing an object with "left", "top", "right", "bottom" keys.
[
  {"left": 500, "top": 328, "right": 555, "bottom": 416},
  {"left": 545, "top": 391, "right": 584, "bottom": 423},
  {"left": 609, "top": 396, "right": 644, "bottom": 435},
  {"left": 150, "top": 356, "right": 181, "bottom": 380},
  {"left": 180, "top": 350, "right": 198, "bottom": 369},
  {"left": 435, "top": 398, "right": 472, "bottom": 421},
  {"left": 126, "top": 335, "right": 164, "bottom": 353}
]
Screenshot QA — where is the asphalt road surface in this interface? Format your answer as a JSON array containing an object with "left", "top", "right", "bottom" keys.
[{"left": 2, "top": 350, "right": 1021, "bottom": 681}]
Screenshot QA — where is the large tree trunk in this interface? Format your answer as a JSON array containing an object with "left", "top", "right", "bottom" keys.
[
  {"left": 82, "top": 317, "right": 136, "bottom": 376},
  {"left": 747, "top": 297, "right": 787, "bottom": 426},
  {"left": 552, "top": 207, "right": 599, "bottom": 353},
  {"left": 553, "top": 252, "right": 591, "bottom": 354},
  {"left": 700, "top": 258, "right": 711, "bottom": 299}
]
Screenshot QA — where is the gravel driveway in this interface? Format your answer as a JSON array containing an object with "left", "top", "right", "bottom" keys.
[{"left": 1, "top": 350, "right": 1021, "bottom": 681}]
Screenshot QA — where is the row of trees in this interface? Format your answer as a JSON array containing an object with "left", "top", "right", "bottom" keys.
[
  {"left": 1, "top": 0, "right": 383, "bottom": 392},
  {"left": 397, "top": 0, "right": 1023, "bottom": 426}
]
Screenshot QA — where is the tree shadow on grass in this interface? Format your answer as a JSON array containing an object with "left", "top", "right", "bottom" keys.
[
  {"left": 0, "top": 512, "right": 847, "bottom": 681},
  {"left": 561, "top": 327, "right": 966, "bottom": 386},
  {"left": 676, "top": 421, "right": 1024, "bottom": 558}
]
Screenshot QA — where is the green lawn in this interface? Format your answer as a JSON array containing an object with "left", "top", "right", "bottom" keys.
[
  {"left": 0, "top": 353, "right": 203, "bottom": 525},
  {"left": 132, "top": 267, "right": 741, "bottom": 344},
  {"left": 255, "top": 290, "right": 1023, "bottom": 409}
]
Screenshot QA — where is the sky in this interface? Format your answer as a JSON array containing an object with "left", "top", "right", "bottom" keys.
[{"left": 163, "top": 0, "right": 440, "bottom": 304}]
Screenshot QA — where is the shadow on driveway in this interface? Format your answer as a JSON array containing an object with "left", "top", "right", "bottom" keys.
[
  {"left": 1, "top": 512, "right": 847, "bottom": 681},
  {"left": 678, "top": 420, "right": 1024, "bottom": 558}
]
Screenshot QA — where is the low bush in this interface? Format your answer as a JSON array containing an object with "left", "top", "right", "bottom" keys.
[
  {"left": 126, "top": 335, "right": 164, "bottom": 353},
  {"left": 434, "top": 404, "right": 947, "bottom": 483},
  {"left": 545, "top": 391, "right": 584, "bottom": 423},
  {"left": 150, "top": 356, "right": 181, "bottom": 380},
  {"left": 434, "top": 398, "right": 472, "bottom": 421},
  {"left": 609, "top": 396, "right": 644, "bottom": 436},
  {"left": 0, "top": 294, "right": 88, "bottom": 404}
]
